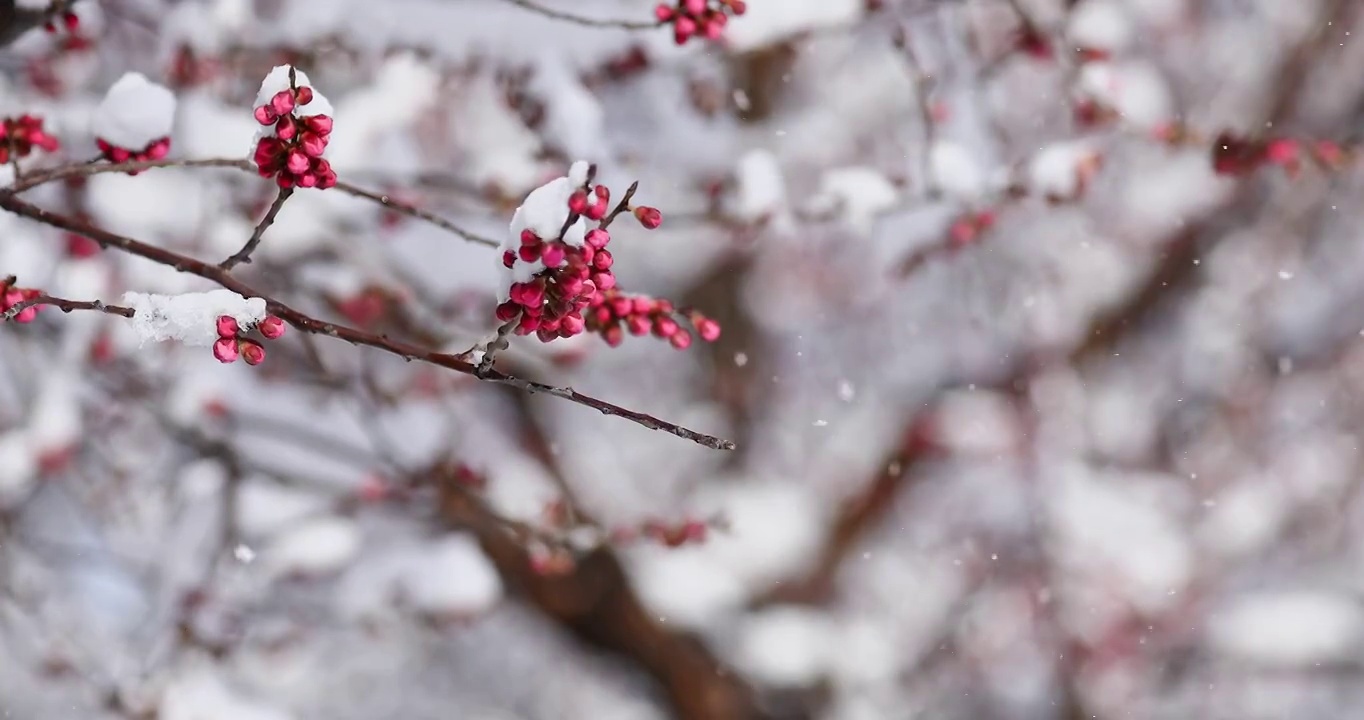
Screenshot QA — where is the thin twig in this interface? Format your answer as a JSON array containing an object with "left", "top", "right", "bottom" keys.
[
  {"left": 498, "top": 0, "right": 660, "bottom": 29},
  {"left": 332, "top": 179, "right": 499, "bottom": 247},
  {"left": 475, "top": 316, "right": 521, "bottom": 375},
  {"left": 9, "top": 157, "right": 501, "bottom": 247},
  {"left": 0, "top": 294, "right": 135, "bottom": 322},
  {"left": 220, "top": 187, "right": 293, "bottom": 269},
  {"left": 0, "top": 191, "right": 735, "bottom": 450}
]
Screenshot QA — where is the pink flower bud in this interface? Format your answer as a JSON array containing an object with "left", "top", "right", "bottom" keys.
[
  {"left": 585, "top": 228, "right": 611, "bottom": 249},
  {"left": 654, "top": 317, "right": 679, "bottom": 338},
  {"left": 560, "top": 313, "right": 585, "bottom": 335},
  {"left": 271, "top": 91, "right": 296, "bottom": 120},
  {"left": 592, "top": 250, "right": 613, "bottom": 271},
  {"left": 541, "top": 243, "right": 567, "bottom": 267},
  {"left": 253, "top": 105, "right": 276, "bottom": 125},
  {"left": 519, "top": 245, "right": 541, "bottom": 262},
  {"left": 304, "top": 115, "right": 334, "bottom": 135},
  {"left": 603, "top": 324, "right": 625, "bottom": 347},
  {"left": 285, "top": 150, "right": 310, "bottom": 175},
  {"left": 212, "top": 337, "right": 239, "bottom": 363},
  {"left": 299, "top": 132, "right": 327, "bottom": 158},
  {"left": 593, "top": 272, "right": 616, "bottom": 291},
  {"left": 684, "top": 0, "right": 706, "bottom": 14},
  {"left": 655, "top": 3, "right": 676, "bottom": 21},
  {"left": 496, "top": 300, "right": 520, "bottom": 322},
  {"left": 297, "top": 172, "right": 318, "bottom": 188},
  {"left": 633, "top": 206, "right": 663, "bottom": 229},
  {"left": 521, "top": 229, "right": 540, "bottom": 246},
  {"left": 258, "top": 315, "right": 285, "bottom": 339},
  {"left": 695, "top": 317, "right": 721, "bottom": 342},
  {"left": 628, "top": 315, "right": 651, "bottom": 335},
  {"left": 669, "top": 330, "right": 693, "bottom": 349},
  {"left": 146, "top": 138, "right": 170, "bottom": 160},
  {"left": 568, "top": 190, "right": 589, "bottom": 215},
  {"left": 295, "top": 86, "right": 314, "bottom": 105},
  {"left": 216, "top": 315, "right": 239, "bottom": 338},
  {"left": 502, "top": 250, "right": 516, "bottom": 268},
  {"left": 276, "top": 116, "right": 297, "bottom": 141},
  {"left": 674, "top": 17, "right": 696, "bottom": 43},
  {"left": 240, "top": 341, "right": 266, "bottom": 366}
]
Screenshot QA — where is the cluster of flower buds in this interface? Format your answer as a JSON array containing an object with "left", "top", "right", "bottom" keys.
[
  {"left": 212, "top": 314, "right": 285, "bottom": 366},
  {"left": 586, "top": 290, "right": 720, "bottom": 349},
  {"left": 96, "top": 136, "right": 169, "bottom": 167},
  {"left": 498, "top": 224, "right": 614, "bottom": 342},
  {"left": 498, "top": 164, "right": 721, "bottom": 351},
  {"left": 251, "top": 68, "right": 336, "bottom": 189},
  {"left": 1, "top": 282, "right": 41, "bottom": 323},
  {"left": 0, "top": 115, "right": 60, "bottom": 164},
  {"left": 654, "top": 0, "right": 746, "bottom": 45},
  {"left": 91, "top": 73, "right": 177, "bottom": 173}
]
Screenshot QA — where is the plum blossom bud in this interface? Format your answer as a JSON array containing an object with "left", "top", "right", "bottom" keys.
[
  {"left": 212, "top": 337, "right": 239, "bottom": 363},
  {"left": 240, "top": 341, "right": 266, "bottom": 366},
  {"left": 258, "top": 315, "right": 285, "bottom": 339},
  {"left": 633, "top": 206, "right": 663, "bottom": 229},
  {"left": 216, "top": 315, "right": 239, "bottom": 338}
]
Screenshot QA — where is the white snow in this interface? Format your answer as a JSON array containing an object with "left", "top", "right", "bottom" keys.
[
  {"left": 1029, "top": 141, "right": 1102, "bottom": 201},
  {"left": 806, "top": 167, "right": 900, "bottom": 232},
  {"left": 28, "top": 368, "right": 83, "bottom": 453},
  {"left": 503, "top": 161, "right": 592, "bottom": 293},
  {"left": 1208, "top": 592, "right": 1364, "bottom": 666},
  {"left": 1052, "top": 465, "right": 1192, "bottom": 613},
  {"left": 1067, "top": 0, "right": 1135, "bottom": 54},
  {"left": 0, "top": 431, "right": 38, "bottom": 508},
  {"left": 732, "top": 149, "right": 786, "bottom": 222},
  {"left": 265, "top": 516, "right": 362, "bottom": 577},
  {"left": 1078, "top": 61, "right": 1174, "bottom": 130},
  {"left": 723, "top": 0, "right": 864, "bottom": 52},
  {"left": 160, "top": 670, "right": 294, "bottom": 720},
  {"left": 91, "top": 72, "right": 177, "bottom": 150},
  {"left": 929, "top": 141, "right": 987, "bottom": 200},
  {"left": 121, "top": 290, "right": 268, "bottom": 347},
  {"left": 234, "top": 478, "right": 331, "bottom": 538},
  {"left": 397, "top": 534, "right": 503, "bottom": 617},
  {"left": 734, "top": 607, "right": 834, "bottom": 687}
]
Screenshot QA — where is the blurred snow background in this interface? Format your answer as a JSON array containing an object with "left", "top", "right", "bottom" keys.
[{"left": 3, "top": 0, "right": 1364, "bottom": 719}]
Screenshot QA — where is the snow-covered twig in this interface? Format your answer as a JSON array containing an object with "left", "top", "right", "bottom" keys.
[
  {"left": 220, "top": 187, "right": 293, "bottom": 270},
  {"left": 0, "top": 191, "right": 736, "bottom": 450},
  {"left": 498, "top": 0, "right": 660, "bottom": 29}
]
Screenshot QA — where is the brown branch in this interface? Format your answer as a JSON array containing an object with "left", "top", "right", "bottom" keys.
[
  {"left": 437, "top": 475, "right": 769, "bottom": 720},
  {"left": 9, "top": 157, "right": 500, "bottom": 247},
  {"left": 498, "top": 0, "right": 661, "bottom": 29},
  {"left": 220, "top": 187, "right": 293, "bottom": 269},
  {"left": 0, "top": 192, "right": 736, "bottom": 450}
]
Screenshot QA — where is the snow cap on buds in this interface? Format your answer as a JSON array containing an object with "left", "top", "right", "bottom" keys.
[
  {"left": 250, "top": 66, "right": 336, "bottom": 190},
  {"left": 91, "top": 73, "right": 177, "bottom": 171}
]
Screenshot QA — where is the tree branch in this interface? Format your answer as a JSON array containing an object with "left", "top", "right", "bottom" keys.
[
  {"left": 220, "top": 186, "right": 293, "bottom": 269},
  {"left": 0, "top": 192, "right": 736, "bottom": 450},
  {"left": 498, "top": 0, "right": 660, "bottom": 29},
  {"left": 0, "top": 294, "right": 135, "bottom": 322},
  {"left": 9, "top": 157, "right": 500, "bottom": 247}
]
